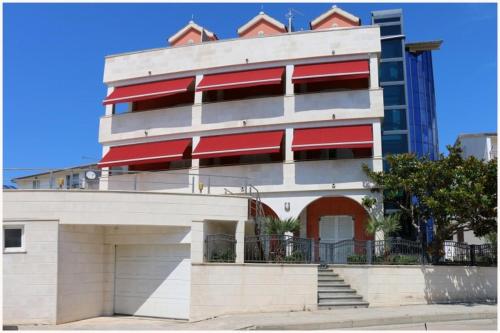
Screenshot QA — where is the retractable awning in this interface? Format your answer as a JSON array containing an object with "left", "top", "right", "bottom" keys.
[
  {"left": 292, "top": 60, "right": 369, "bottom": 84},
  {"left": 196, "top": 67, "right": 285, "bottom": 92},
  {"left": 103, "top": 77, "right": 194, "bottom": 105},
  {"left": 193, "top": 131, "right": 284, "bottom": 159},
  {"left": 292, "top": 125, "right": 373, "bottom": 151},
  {"left": 98, "top": 139, "right": 191, "bottom": 168}
]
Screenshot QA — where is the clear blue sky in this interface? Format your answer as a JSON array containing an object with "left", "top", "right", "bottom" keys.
[{"left": 3, "top": 2, "right": 497, "bottom": 181}]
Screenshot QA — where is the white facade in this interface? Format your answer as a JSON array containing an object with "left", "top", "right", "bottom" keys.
[{"left": 5, "top": 18, "right": 386, "bottom": 324}]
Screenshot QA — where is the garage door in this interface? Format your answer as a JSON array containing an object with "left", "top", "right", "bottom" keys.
[{"left": 114, "top": 244, "right": 190, "bottom": 319}]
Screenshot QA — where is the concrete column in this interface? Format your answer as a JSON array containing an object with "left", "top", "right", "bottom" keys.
[
  {"left": 194, "top": 74, "right": 203, "bottom": 105},
  {"left": 369, "top": 53, "right": 379, "bottom": 89},
  {"left": 104, "top": 87, "right": 115, "bottom": 116},
  {"left": 99, "top": 146, "right": 111, "bottom": 190},
  {"left": 372, "top": 121, "right": 383, "bottom": 172},
  {"left": 235, "top": 220, "right": 246, "bottom": 263},
  {"left": 285, "top": 127, "right": 294, "bottom": 162},
  {"left": 285, "top": 64, "right": 294, "bottom": 96},
  {"left": 191, "top": 220, "right": 205, "bottom": 263}
]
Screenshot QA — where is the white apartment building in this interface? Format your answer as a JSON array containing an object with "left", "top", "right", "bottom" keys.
[{"left": 4, "top": 6, "right": 386, "bottom": 324}]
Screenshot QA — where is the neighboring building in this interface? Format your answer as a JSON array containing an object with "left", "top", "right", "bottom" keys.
[
  {"left": 11, "top": 164, "right": 100, "bottom": 190},
  {"left": 456, "top": 132, "right": 497, "bottom": 161},
  {"left": 452, "top": 132, "right": 497, "bottom": 244},
  {"left": 371, "top": 9, "right": 441, "bottom": 162}
]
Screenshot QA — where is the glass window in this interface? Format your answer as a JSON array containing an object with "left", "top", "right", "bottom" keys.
[
  {"left": 380, "top": 61, "right": 404, "bottom": 82},
  {"left": 380, "top": 25, "right": 402, "bottom": 37},
  {"left": 381, "top": 39, "right": 403, "bottom": 59},
  {"left": 374, "top": 17, "right": 401, "bottom": 24},
  {"left": 4, "top": 226, "right": 23, "bottom": 251},
  {"left": 382, "top": 134, "right": 408, "bottom": 156},
  {"left": 383, "top": 109, "right": 407, "bottom": 131},
  {"left": 32, "top": 178, "right": 40, "bottom": 189},
  {"left": 383, "top": 85, "right": 406, "bottom": 106}
]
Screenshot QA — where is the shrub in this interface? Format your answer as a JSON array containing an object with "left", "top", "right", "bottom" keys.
[
  {"left": 211, "top": 248, "right": 235, "bottom": 262},
  {"left": 347, "top": 254, "right": 366, "bottom": 264}
]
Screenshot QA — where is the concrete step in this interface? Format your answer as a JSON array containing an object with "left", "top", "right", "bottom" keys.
[
  {"left": 318, "top": 291, "right": 357, "bottom": 298},
  {"left": 318, "top": 287, "right": 356, "bottom": 293},
  {"left": 318, "top": 272, "right": 339, "bottom": 277},
  {"left": 318, "top": 301, "right": 370, "bottom": 309},
  {"left": 318, "top": 282, "right": 350, "bottom": 287},
  {"left": 318, "top": 277, "right": 344, "bottom": 282},
  {"left": 319, "top": 294, "right": 363, "bottom": 301}
]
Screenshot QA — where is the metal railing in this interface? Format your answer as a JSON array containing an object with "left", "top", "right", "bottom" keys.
[
  {"left": 440, "top": 241, "right": 497, "bottom": 267},
  {"left": 205, "top": 234, "right": 236, "bottom": 263},
  {"left": 4, "top": 168, "right": 251, "bottom": 195},
  {"left": 244, "top": 234, "right": 312, "bottom": 263}
]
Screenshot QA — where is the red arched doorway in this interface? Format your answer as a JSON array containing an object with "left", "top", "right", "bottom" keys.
[{"left": 305, "top": 196, "right": 373, "bottom": 241}]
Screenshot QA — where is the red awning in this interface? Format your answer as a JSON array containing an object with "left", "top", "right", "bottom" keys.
[
  {"left": 98, "top": 139, "right": 191, "bottom": 168},
  {"left": 193, "top": 131, "right": 284, "bottom": 159},
  {"left": 103, "top": 77, "right": 194, "bottom": 105},
  {"left": 292, "top": 60, "right": 369, "bottom": 84},
  {"left": 196, "top": 67, "right": 284, "bottom": 92},
  {"left": 292, "top": 125, "right": 373, "bottom": 151}
]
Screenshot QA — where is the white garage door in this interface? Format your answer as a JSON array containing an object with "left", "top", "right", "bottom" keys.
[{"left": 114, "top": 244, "right": 190, "bottom": 319}]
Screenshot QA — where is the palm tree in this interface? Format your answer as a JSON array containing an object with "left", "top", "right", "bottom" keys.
[
  {"left": 263, "top": 216, "right": 300, "bottom": 235},
  {"left": 365, "top": 213, "right": 401, "bottom": 239}
]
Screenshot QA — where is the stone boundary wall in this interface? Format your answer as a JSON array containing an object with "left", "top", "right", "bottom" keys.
[
  {"left": 332, "top": 265, "right": 497, "bottom": 306},
  {"left": 190, "top": 263, "right": 318, "bottom": 320}
]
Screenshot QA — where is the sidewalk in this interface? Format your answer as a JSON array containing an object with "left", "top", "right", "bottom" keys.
[{"left": 17, "top": 303, "right": 497, "bottom": 330}]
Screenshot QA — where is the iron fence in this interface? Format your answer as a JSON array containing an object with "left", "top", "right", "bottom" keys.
[
  {"left": 438, "top": 241, "right": 497, "bottom": 267},
  {"left": 244, "top": 234, "right": 312, "bottom": 263},
  {"left": 205, "top": 234, "right": 236, "bottom": 263}
]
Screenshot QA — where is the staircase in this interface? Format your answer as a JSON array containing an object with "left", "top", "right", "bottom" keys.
[{"left": 317, "top": 266, "right": 369, "bottom": 309}]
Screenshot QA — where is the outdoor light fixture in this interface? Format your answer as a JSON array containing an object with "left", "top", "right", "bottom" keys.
[
  {"left": 148, "top": 71, "right": 152, "bottom": 75},
  {"left": 284, "top": 202, "right": 290, "bottom": 212},
  {"left": 242, "top": 120, "right": 247, "bottom": 126},
  {"left": 332, "top": 183, "right": 336, "bottom": 189},
  {"left": 332, "top": 113, "right": 336, "bottom": 119},
  {"left": 331, "top": 50, "right": 335, "bottom": 55},
  {"left": 198, "top": 182, "right": 204, "bottom": 193}
]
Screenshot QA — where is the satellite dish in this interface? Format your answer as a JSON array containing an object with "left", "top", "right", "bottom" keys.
[{"left": 85, "top": 170, "right": 97, "bottom": 180}]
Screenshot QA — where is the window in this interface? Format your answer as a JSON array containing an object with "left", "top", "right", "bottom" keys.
[
  {"left": 32, "top": 178, "right": 40, "bottom": 189},
  {"left": 258, "top": 31, "right": 264, "bottom": 37},
  {"left": 380, "top": 25, "right": 402, "bottom": 37},
  {"left": 294, "top": 78, "right": 369, "bottom": 94},
  {"left": 200, "top": 152, "right": 284, "bottom": 168},
  {"left": 382, "top": 134, "right": 408, "bottom": 156},
  {"left": 203, "top": 83, "right": 284, "bottom": 103},
  {"left": 380, "top": 61, "right": 404, "bottom": 82},
  {"left": 3, "top": 225, "right": 24, "bottom": 253},
  {"left": 294, "top": 148, "right": 372, "bottom": 162},
  {"left": 71, "top": 173, "right": 80, "bottom": 189},
  {"left": 381, "top": 39, "right": 403, "bottom": 59},
  {"left": 383, "top": 85, "right": 406, "bottom": 106},
  {"left": 374, "top": 17, "right": 400, "bottom": 24},
  {"left": 383, "top": 109, "right": 407, "bottom": 131}
]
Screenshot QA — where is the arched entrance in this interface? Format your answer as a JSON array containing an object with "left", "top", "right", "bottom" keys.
[{"left": 304, "top": 196, "right": 373, "bottom": 241}]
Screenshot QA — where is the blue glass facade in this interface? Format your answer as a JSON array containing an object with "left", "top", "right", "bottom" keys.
[
  {"left": 372, "top": 9, "right": 440, "bottom": 162},
  {"left": 406, "top": 50, "right": 439, "bottom": 160}
]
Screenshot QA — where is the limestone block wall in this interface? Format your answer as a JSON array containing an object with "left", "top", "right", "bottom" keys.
[
  {"left": 190, "top": 263, "right": 318, "bottom": 320},
  {"left": 3, "top": 220, "right": 59, "bottom": 325},
  {"left": 333, "top": 265, "right": 497, "bottom": 306}
]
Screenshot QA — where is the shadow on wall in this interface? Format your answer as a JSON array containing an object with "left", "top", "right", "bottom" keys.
[
  {"left": 421, "top": 266, "right": 497, "bottom": 304},
  {"left": 202, "top": 97, "right": 284, "bottom": 124},
  {"left": 110, "top": 106, "right": 193, "bottom": 134},
  {"left": 295, "top": 90, "right": 370, "bottom": 112}
]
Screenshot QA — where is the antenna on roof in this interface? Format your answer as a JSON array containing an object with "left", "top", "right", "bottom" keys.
[
  {"left": 190, "top": 14, "right": 194, "bottom": 22},
  {"left": 285, "top": 8, "right": 304, "bottom": 33}
]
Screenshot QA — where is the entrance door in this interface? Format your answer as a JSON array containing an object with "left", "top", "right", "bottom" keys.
[
  {"left": 319, "top": 216, "right": 354, "bottom": 263},
  {"left": 114, "top": 244, "right": 190, "bottom": 319}
]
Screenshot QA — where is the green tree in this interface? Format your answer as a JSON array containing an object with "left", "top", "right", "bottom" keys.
[
  {"left": 363, "top": 144, "right": 497, "bottom": 260},
  {"left": 263, "top": 216, "right": 300, "bottom": 235}
]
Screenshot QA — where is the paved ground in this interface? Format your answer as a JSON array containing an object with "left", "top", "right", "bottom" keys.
[
  {"left": 343, "top": 319, "right": 497, "bottom": 330},
  {"left": 15, "top": 303, "right": 497, "bottom": 330}
]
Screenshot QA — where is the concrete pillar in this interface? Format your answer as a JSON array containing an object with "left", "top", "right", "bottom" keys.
[
  {"left": 369, "top": 53, "right": 379, "bottom": 89},
  {"left": 235, "top": 220, "right": 246, "bottom": 263},
  {"left": 285, "top": 64, "right": 294, "bottom": 96},
  {"left": 194, "top": 74, "right": 203, "bottom": 105},
  {"left": 372, "top": 121, "right": 383, "bottom": 172},
  {"left": 191, "top": 220, "right": 205, "bottom": 263},
  {"left": 104, "top": 87, "right": 115, "bottom": 116},
  {"left": 285, "top": 127, "right": 294, "bottom": 162},
  {"left": 99, "top": 146, "right": 111, "bottom": 190}
]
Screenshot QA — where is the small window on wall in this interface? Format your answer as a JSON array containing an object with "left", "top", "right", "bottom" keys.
[
  {"left": 3, "top": 225, "right": 25, "bottom": 253},
  {"left": 294, "top": 148, "right": 372, "bottom": 162},
  {"left": 32, "top": 178, "right": 40, "bottom": 189},
  {"left": 383, "top": 85, "right": 406, "bottom": 106},
  {"left": 380, "top": 61, "right": 404, "bottom": 82}
]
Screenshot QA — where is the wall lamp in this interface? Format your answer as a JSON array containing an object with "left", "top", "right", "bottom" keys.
[{"left": 284, "top": 202, "right": 291, "bottom": 212}]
